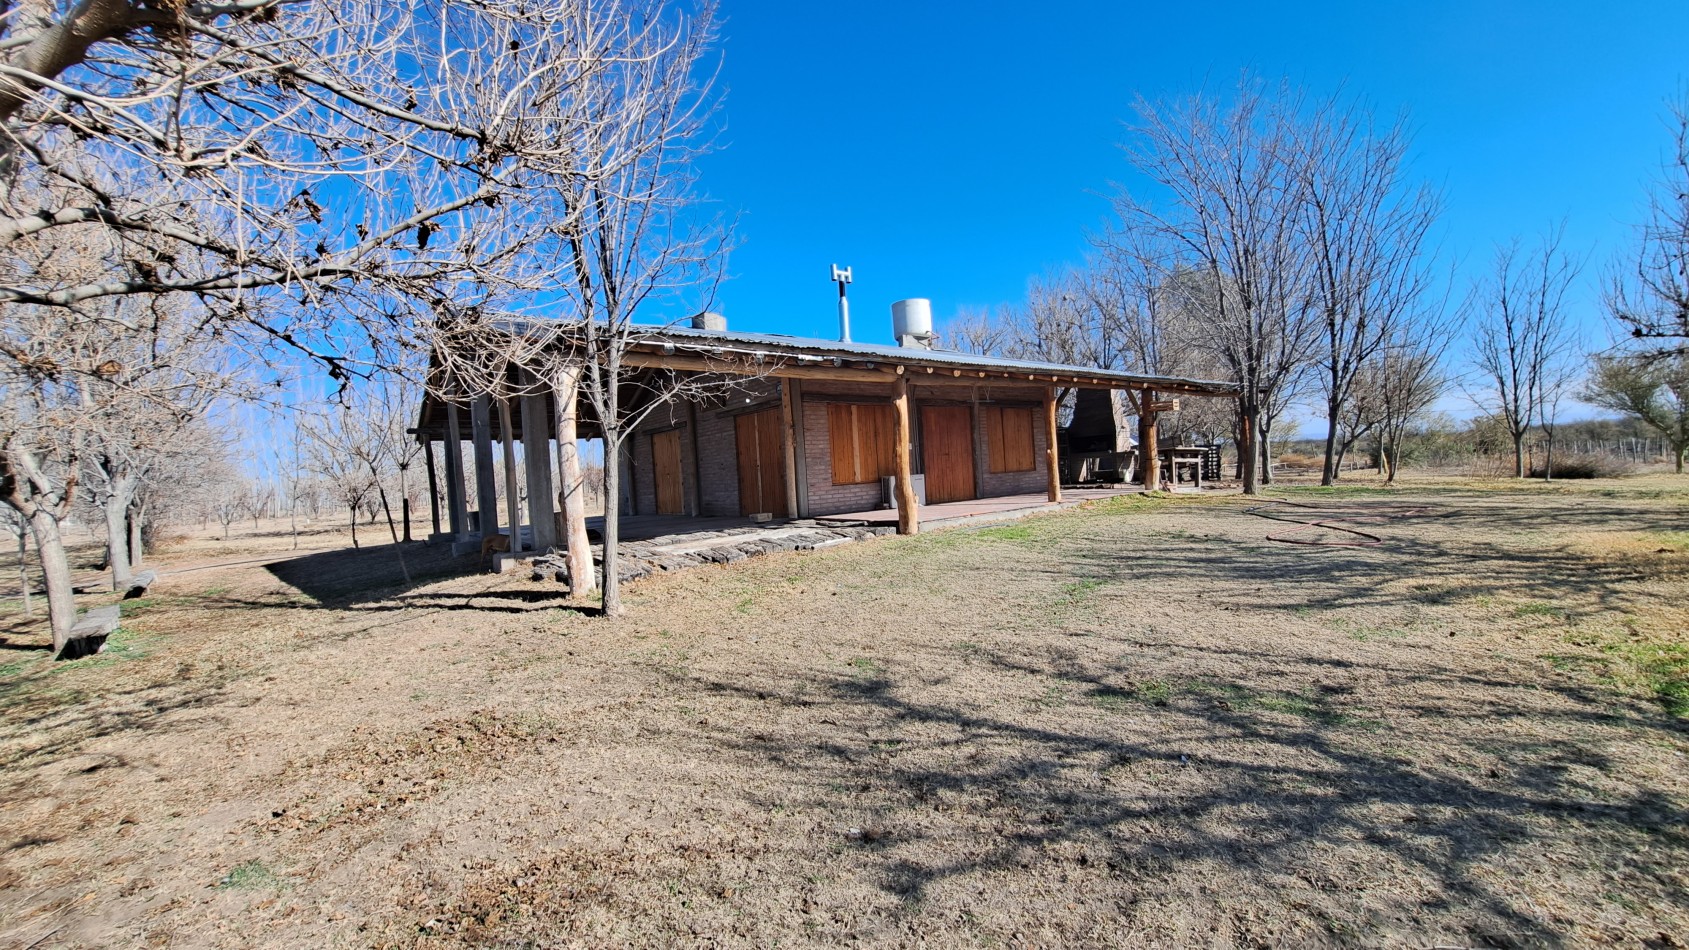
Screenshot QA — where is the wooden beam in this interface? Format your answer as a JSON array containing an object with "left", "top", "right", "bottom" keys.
[
  {"left": 498, "top": 397, "right": 523, "bottom": 553},
  {"left": 780, "top": 378, "right": 801, "bottom": 520},
  {"left": 621, "top": 352, "right": 893, "bottom": 383},
  {"left": 893, "top": 375, "right": 919, "bottom": 536},
  {"left": 625, "top": 349, "right": 1238, "bottom": 397},
  {"left": 1044, "top": 387, "right": 1061, "bottom": 503}
]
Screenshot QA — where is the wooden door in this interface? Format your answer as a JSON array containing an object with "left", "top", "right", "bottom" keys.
[
  {"left": 921, "top": 405, "right": 976, "bottom": 503},
  {"left": 736, "top": 409, "right": 789, "bottom": 517},
  {"left": 652, "top": 429, "right": 684, "bottom": 515}
]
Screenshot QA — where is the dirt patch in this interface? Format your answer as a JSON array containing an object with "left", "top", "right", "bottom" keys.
[{"left": 0, "top": 478, "right": 1686, "bottom": 948}]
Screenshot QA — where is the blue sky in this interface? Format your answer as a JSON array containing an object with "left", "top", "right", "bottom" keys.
[{"left": 694, "top": 0, "right": 1688, "bottom": 361}]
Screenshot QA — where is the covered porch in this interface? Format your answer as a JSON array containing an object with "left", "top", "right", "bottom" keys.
[{"left": 815, "top": 485, "right": 1152, "bottom": 530}]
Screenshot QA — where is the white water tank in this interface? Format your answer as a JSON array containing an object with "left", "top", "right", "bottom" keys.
[
  {"left": 691, "top": 312, "right": 727, "bottom": 331},
  {"left": 891, "top": 298, "right": 934, "bottom": 348}
]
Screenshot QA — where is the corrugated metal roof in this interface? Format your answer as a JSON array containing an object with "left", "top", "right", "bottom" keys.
[{"left": 494, "top": 316, "right": 1239, "bottom": 396}]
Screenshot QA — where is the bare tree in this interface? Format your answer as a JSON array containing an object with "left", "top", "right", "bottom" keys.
[
  {"left": 303, "top": 412, "right": 377, "bottom": 549},
  {"left": 3, "top": 507, "right": 31, "bottom": 616},
  {"left": 1297, "top": 99, "right": 1441, "bottom": 485},
  {"left": 432, "top": 2, "right": 726, "bottom": 617},
  {"left": 79, "top": 299, "right": 235, "bottom": 589},
  {"left": 1109, "top": 78, "right": 1321, "bottom": 494},
  {"left": 2, "top": 0, "right": 723, "bottom": 400},
  {"left": 1608, "top": 97, "right": 1689, "bottom": 351},
  {"left": 941, "top": 307, "right": 1011, "bottom": 356},
  {"left": 1471, "top": 232, "right": 1584, "bottom": 477},
  {"left": 1582, "top": 353, "right": 1689, "bottom": 473},
  {"left": 132, "top": 419, "right": 231, "bottom": 552}
]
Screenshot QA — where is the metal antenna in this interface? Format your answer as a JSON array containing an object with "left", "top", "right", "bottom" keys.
[{"left": 831, "top": 264, "right": 853, "bottom": 343}]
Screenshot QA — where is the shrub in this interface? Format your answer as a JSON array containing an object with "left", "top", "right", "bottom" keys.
[
  {"left": 1527, "top": 452, "right": 1635, "bottom": 479},
  {"left": 1277, "top": 452, "right": 1323, "bottom": 470}
]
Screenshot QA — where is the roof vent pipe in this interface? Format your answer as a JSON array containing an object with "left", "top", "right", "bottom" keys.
[
  {"left": 831, "top": 264, "right": 853, "bottom": 342},
  {"left": 691, "top": 312, "right": 726, "bottom": 332},
  {"left": 892, "top": 298, "right": 937, "bottom": 349}
]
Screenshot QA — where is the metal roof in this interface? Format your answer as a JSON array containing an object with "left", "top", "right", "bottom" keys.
[{"left": 494, "top": 317, "right": 1239, "bottom": 397}]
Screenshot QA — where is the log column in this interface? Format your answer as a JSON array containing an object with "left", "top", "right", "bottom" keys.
[
  {"left": 1044, "top": 387, "right": 1061, "bottom": 503},
  {"left": 780, "top": 379, "right": 801, "bottom": 519},
  {"left": 522, "top": 390, "right": 557, "bottom": 550},
  {"left": 444, "top": 402, "right": 469, "bottom": 539},
  {"left": 893, "top": 375, "right": 920, "bottom": 535},
  {"left": 470, "top": 395, "right": 499, "bottom": 537},
  {"left": 498, "top": 396, "right": 523, "bottom": 553},
  {"left": 424, "top": 438, "right": 441, "bottom": 537},
  {"left": 1139, "top": 387, "right": 1160, "bottom": 492}
]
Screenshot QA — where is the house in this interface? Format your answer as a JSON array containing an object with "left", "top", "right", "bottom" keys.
[{"left": 410, "top": 303, "right": 1238, "bottom": 556}]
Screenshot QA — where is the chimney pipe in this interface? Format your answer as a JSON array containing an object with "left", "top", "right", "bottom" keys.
[{"left": 831, "top": 264, "right": 853, "bottom": 342}]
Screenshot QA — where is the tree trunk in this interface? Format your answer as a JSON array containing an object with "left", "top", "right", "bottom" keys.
[
  {"left": 600, "top": 432, "right": 622, "bottom": 617},
  {"left": 1320, "top": 416, "right": 1340, "bottom": 486},
  {"left": 554, "top": 366, "right": 596, "bottom": 596},
  {"left": 26, "top": 508, "right": 76, "bottom": 654},
  {"left": 1239, "top": 402, "right": 1260, "bottom": 495},
  {"left": 349, "top": 506, "right": 360, "bottom": 548},
  {"left": 1513, "top": 433, "right": 1526, "bottom": 478},
  {"left": 104, "top": 490, "right": 132, "bottom": 591},
  {"left": 15, "top": 527, "right": 31, "bottom": 617}
]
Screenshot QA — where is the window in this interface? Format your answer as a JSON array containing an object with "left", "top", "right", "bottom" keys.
[
  {"left": 986, "top": 406, "right": 1037, "bottom": 473},
  {"left": 828, "top": 403, "right": 898, "bottom": 485}
]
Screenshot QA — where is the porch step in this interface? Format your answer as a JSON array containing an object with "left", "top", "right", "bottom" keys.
[{"left": 525, "top": 524, "right": 892, "bottom": 589}]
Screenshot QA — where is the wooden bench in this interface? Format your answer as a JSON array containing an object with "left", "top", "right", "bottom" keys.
[{"left": 58, "top": 605, "right": 121, "bottom": 660}]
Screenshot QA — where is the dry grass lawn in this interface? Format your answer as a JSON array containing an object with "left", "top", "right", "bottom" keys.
[{"left": 0, "top": 476, "right": 1686, "bottom": 949}]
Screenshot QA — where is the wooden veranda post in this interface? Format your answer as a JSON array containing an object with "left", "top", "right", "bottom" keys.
[
  {"left": 780, "top": 379, "right": 801, "bottom": 520},
  {"left": 470, "top": 396, "right": 499, "bottom": 537},
  {"left": 1140, "top": 388, "right": 1159, "bottom": 492},
  {"left": 554, "top": 366, "right": 596, "bottom": 595},
  {"left": 444, "top": 402, "right": 468, "bottom": 538},
  {"left": 1044, "top": 387, "right": 1061, "bottom": 503},
  {"left": 424, "top": 439, "right": 441, "bottom": 537},
  {"left": 521, "top": 387, "right": 557, "bottom": 550},
  {"left": 498, "top": 397, "right": 523, "bottom": 554},
  {"left": 892, "top": 375, "right": 920, "bottom": 535}
]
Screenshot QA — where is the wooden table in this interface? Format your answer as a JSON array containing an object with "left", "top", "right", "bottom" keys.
[{"left": 1160, "top": 446, "right": 1206, "bottom": 489}]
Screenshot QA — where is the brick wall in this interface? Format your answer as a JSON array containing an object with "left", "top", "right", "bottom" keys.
[
  {"left": 801, "top": 395, "right": 889, "bottom": 515},
  {"left": 977, "top": 399, "right": 1050, "bottom": 497},
  {"left": 625, "top": 378, "right": 1053, "bottom": 520},
  {"left": 623, "top": 379, "right": 782, "bottom": 517},
  {"left": 799, "top": 381, "right": 1052, "bottom": 516},
  {"left": 696, "top": 406, "right": 741, "bottom": 516}
]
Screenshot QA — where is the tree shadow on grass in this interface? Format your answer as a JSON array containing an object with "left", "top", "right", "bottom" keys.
[
  {"left": 262, "top": 540, "right": 484, "bottom": 605},
  {"left": 639, "top": 496, "right": 1689, "bottom": 946},
  {"left": 677, "top": 642, "right": 1686, "bottom": 948}
]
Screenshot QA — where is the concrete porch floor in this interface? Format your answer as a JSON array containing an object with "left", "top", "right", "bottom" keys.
[
  {"left": 815, "top": 485, "right": 1149, "bottom": 529},
  {"left": 458, "top": 484, "right": 1184, "bottom": 569}
]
